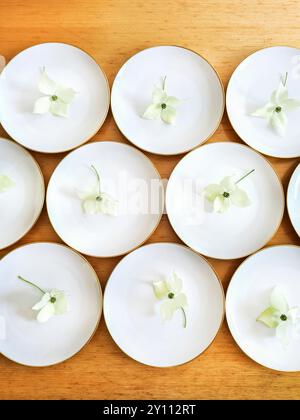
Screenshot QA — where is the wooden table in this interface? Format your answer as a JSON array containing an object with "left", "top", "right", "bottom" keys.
[{"left": 1, "top": 0, "right": 300, "bottom": 401}]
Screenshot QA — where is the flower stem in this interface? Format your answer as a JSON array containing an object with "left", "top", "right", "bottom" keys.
[
  {"left": 18, "top": 275, "right": 45, "bottom": 294},
  {"left": 235, "top": 169, "right": 255, "bottom": 185},
  {"left": 91, "top": 165, "right": 101, "bottom": 197},
  {"left": 162, "top": 75, "right": 167, "bottom": 91},
  {"left": 282, "top": 72, "right": 288, "bottom": 87},
  {"left": 181, "top": 307, "right": 187, "bottom": 328}
]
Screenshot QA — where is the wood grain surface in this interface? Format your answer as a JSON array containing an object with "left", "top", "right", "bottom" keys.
[{"left": 1, "top": 0, "right": 300, "bottom": 400}]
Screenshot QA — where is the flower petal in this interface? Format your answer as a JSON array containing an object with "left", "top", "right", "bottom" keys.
[
  {"left": 251, "top": 103, "right": 274, "bottom": 118},
  {"left": 271, "top": 82, "right": 288, "bottom": 104},
  {"left": 282, "top": 98, "right": 300, "bottom": 112},
  {"left": 153, "top": 280, "right": 169, "bottom": 300},
  {"left": 288, "top": 307, "right": 299, "bottom": 324},
  {"left": 168, "top": 272, "right": 182, "bottom": 294},
  {"left": 77, "top": 190, "right": 93, "bottom": 200},
  {"left": 51, "top": 290, "right": 68, "bottom": 315},
  {"left": 220, "top": 176, "right": 236, "bottom": 192},
  {"left": 270, "top": 286, "right": 289, "bottom": 313},
  {"left": 55, "top": 85, "right": 76, "bottom": 104},
  {"left": 165, "top": 96, "right": 180, "bottom": 107},
  {"left": 32, "top": 292, "right": 51, "bottom": 311},
  {"left": 161, "top": 106, "right": 177, "bottom": 124},
  {"left": 270, "top": 111, "right": 287, "bottom": 133},
  {"left": 204, "top": 184, "right": 223, "bottom": 201},
  {"left": 50, "top": 99, "right": 69, "bottom": 118},
  {"left": 230, "top": 188, "right": 251, "bottom": 207},
  {"left": 83, "top": 198, "right": 99, "bottom": 215},
  {"left": 143, "top": 103, "right": 162, "bottom": 120},
  {"left": 36, "top": 302, "right": 55, "bottom": 323},
  {"left": 174, "top": 292, "right": 188, "bottom": 308},
  {"left": 160, "top": 300, "right": 176, "bottom": 321},
  {"left": 38, "top": 69, "right": 57, "bottom": 95},
  {"left": 257, "top": 306, "right": 280, "bottom": 328},
  {"left": 0, "top": 175, "right": 14, "bottom": 192},
  {"left": 213, "top": 196, "right": 230, "bottom": 213},
  {"left": 276, "top": 322, "right": 292, "bottom": 346},
  {"left": 33, "top": 96, "right": 51, "bottom": 114},
  {"left": 152, "top": 87, "right": 167, "bottom": 104},
  {"left": 96, "top": 192, "right": 118, "bottom": 216}
]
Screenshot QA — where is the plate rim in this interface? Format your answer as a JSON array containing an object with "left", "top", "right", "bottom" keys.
[
  {"left": 165, "top": 141, "right": 285, "bottom": 260},
  {"left": 0, "top": 137, "right": 45, "bottom": 250},
  {"left": 287, "top": 162, "right": 300, "bottom": 237},
  {"left": 0, "top": 241, "right": 103, "bottom": 367},
  {"left": 103, "top": 241, "right": 225, "bottom": 368},
  {"left": 111, "top": 44, "right": 225, "bottom": 156},
  {"left": 46, "top": 140, "right": 164, "bottom": 258},
  {"left": 0, "top": 42, "right": 110, "bottom": 154},
  {"left": 226, "top": 45, "right": 300, "bottom": 159},
  {"left": 225, "top": 244, "right": 300, "bottom": 372}
]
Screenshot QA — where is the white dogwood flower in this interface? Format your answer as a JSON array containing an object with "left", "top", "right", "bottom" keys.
[
  {"left": 33, "top": 68, "right": 76, "bottom": 118},
  {"left": 257, "top": 286, "right": 300, "bottom": 346},
  {"left": 251, "top": 73, "right": 300, "bottom": 134},
  {"left": 77, "top": 165, "right": 118, "bottom": 216},
  {"left": 153, "top": 272, "right": 188, "bottom": 328},
  {"left": 204, "top": 169, "right": 254, "bottom": 213},
  {"left": 143, "top": 76, "right": 180, "bottom": 124},
  {"left": 18, "top": 275, "right": 68, "bottom": 323}
]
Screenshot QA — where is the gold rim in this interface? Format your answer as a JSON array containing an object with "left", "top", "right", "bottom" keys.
[
  {"left": 225, "top": 244, "right": 300, "bottom": 373},
  {"left": 103, "top": 241, "right": 225, "bottom": 368},
  {"left": 226, "top": 45, "right": 300, "bottom": 159},
  {"left": 286, "top": 162, "right": 300, "bottom": 237},
  {"left": 166, "top": 141, "right": 285, "bottom": 260},
  {"left": 0, "top": 42, "right": 110, "bottom": 154},
  {"left": 0, "top": 137, "right": 45, "bottom": 251},
  {"left": 46, "top": 141, "right": 164, "bottom": 258},
  {"left": 0, "top": 241, "right": 103, "bottom": 368},
  {"left": 111, "top": 45, "right": 225, "bottom": 156}
]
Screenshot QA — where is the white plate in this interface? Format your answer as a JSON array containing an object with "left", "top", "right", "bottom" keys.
[
  {"left": 287, "top": 163, "right": 300, "bottom": 237},
  {"left": 0, "top": 138, "right": 44, "bottom": 249},
  {"left": 104, "top": 242, "right": 224, "bottom": 367},
  {"left": 0, "top": 43, "right": 110, "bottom": 153},
  {"left": 226, "top": 245, "right": 300, "bottom": 372},
  {"left": 47, "top": 141, "right": 164, "bottom": 257},
  {"left": 166, "top": 142, "right": 284, "bottom": 260},
  {"left": 111, "top": 46, "right": 224, "bottom": 155},
  {"left": 0, "top": 242, "right": 102, "bottom": 367},
  {"left": 227, "top": 46, "right": 300, "bottom": 158}
]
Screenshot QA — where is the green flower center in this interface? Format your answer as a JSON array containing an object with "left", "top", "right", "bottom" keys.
[
  {"left": 50, "top": 297, "right": 56, "bottom": 303},
  {"left": 275, "top": 106, "right": 282, "bottom": 113},
  {"left": 51, "top": 95, "right": 58, "bottom": 101},
  {"left": 168, "top": 292, "right": 175, "bottom": 299},
  {"left": 96, "top": 196, "right": 102, "bottom": 201},
  {"left": 223, "top": 192, "right": 230, "bottom": 198},
  {"left": 280, "top": 314, "right": 287, "bottom": 321},
  {"left": 161, "top": 103, "right": 167, "bottom": 109}
]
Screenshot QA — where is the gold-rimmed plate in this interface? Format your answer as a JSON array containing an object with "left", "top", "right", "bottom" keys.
[
  {"left": 166, "top": 142, "right": 284, "bottom": 260},
  {"left": 46, "top": 141, "right": 164, "bottom": 258},
  {"left": 287, "top": 163, "right": 300, "bottom": 237},
  {"left": 0, "top": 43, "right": 110, "bottom": 153},
  {"left": 0, "top": 138, "right": 44, "bottom": 250},
  {"left": 111, "top": 45, "right": 224, "bottom": 155},
  {"left": 226, "top": 245, "right": 300, "bottom": 372},
  {"left": 227, "top": 46, "right": 300, "bottom": 158},
  {"left": 104, "top": 242, "right": 224, "bottom": 367},
  {"left": 0, "top": 242, "right": 102, "bottom": 367}
]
